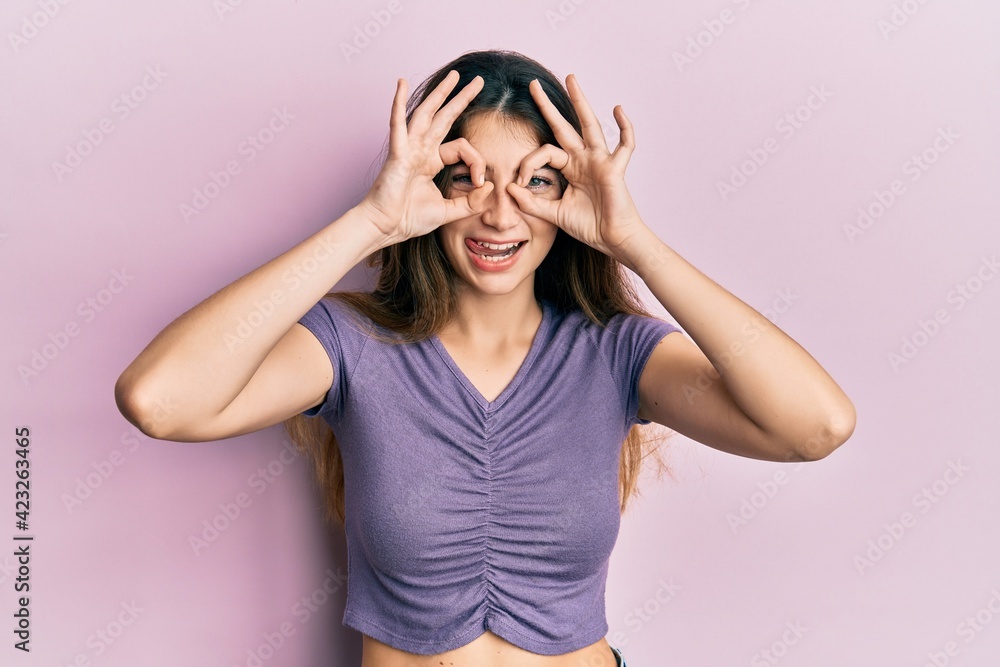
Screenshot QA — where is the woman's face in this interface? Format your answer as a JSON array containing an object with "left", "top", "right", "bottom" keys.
[{"left": 436, "top": 112, "right": 563, "bottom": 299}]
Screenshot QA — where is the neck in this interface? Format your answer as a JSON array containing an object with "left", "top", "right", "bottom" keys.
[{"left": 443, "top": 284, "right": 542, "bottom": 346}]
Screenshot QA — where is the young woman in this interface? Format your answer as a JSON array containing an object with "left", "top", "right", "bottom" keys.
[{"left": 115, "top": 50, "right": 856, "bottom": 667}]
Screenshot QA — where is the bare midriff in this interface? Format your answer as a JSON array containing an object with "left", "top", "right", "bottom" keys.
[{"left": 361, "top": 630, "right": 618, "bottom": 667}]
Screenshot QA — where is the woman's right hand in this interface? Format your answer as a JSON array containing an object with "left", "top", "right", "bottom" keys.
[{"left": 358, "top": 70, "right": 495, "bottom": 244}]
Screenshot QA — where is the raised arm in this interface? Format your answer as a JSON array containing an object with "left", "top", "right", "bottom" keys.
[
  {"left": 114, "top": 208, "right": 387, "bottom": 441},
  {"left": 115, "top": 70, "right": 495, "bottom": 441},
  {"left": 504, "top": 73, "right": 855, "bottom": 462}
]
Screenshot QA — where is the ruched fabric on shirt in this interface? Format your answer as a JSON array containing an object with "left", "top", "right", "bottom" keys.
[{"left": 296, "top": 295, "right": 681, "bottom": 656}]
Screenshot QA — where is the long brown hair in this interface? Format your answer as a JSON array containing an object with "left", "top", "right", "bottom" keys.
[{"left": 284, "top": 49, "right": 675, "bottom": 527}]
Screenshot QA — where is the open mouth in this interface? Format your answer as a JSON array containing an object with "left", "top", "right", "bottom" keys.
[{"left": 465, "top": 238, "right": 525, "bottom": 262}]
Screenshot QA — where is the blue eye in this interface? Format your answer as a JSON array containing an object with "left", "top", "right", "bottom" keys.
[
  {"left": 450, "top": 173, "right": 555, "bottom": 190},
  {"left": 527, "top": 176, "right": 554, "bottom": 190}
]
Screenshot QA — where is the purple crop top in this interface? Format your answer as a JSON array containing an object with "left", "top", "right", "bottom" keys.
[{"left": 296, "top": 295, "right": 681, "bottom": 655}]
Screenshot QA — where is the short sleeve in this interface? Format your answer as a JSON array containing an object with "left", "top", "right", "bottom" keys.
[
  {"left": 601, "top": 313, "right": 683, "bottom": 426},
  {"left": 296, "top": 296, "right": 370, "bottom": 422}
]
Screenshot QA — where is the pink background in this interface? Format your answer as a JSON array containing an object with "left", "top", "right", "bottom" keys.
[{"left": 3, "top": 1, "right": 999, "bottom": 665}]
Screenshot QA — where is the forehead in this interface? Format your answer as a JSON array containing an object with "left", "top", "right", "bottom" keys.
[{"left": 461, "top": 113, "right": 541, "bottom": 157}]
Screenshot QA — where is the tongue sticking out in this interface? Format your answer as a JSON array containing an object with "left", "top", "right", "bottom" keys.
[{"left": 470, "top": 240, "right": 518, "bottom": 257}]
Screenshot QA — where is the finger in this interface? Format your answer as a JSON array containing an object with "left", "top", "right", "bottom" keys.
[
  {"left": 427, "top": 75, "right": 484, "bottom": 143},
  {"left": 566, "top": 74, "right": 609, "bottom": 152},
  {"left": 387, "top": 78, "right": 408, "bottom": 160},
  {"left": 609, "top": 104, "right": 636, "bottom": 169},
  {"left": 465, "top": 180, "right": 495, "bottom": 212},
  {"left": 439, "top": 137, "right": 487, "bottom": 187},
  {"left": 441, "top": 181, "right": 495, "bottom": 223},
  {"left": 528, "top": 79, "right": 584, "bottom": 152},
  {"left": 505, "top": 181, "right": 559, "bottom": 224},
  {"left": 409, "top": 70, "right": 461, "bottom": 133},
  {"left": 514, "top": 144, "right": 569, "bottom": 187}
]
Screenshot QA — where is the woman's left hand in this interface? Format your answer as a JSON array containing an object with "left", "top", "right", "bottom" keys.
[{"left": 506, "top": 74, "right": 650, "bottom": 263}]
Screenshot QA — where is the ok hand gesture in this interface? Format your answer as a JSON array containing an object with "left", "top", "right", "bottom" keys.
[
  {"left": 359, "top": 70, "right": 495, "bottom": 244},
  {"left": 505, "top": 74, "right": 649, "bottom": 262}
]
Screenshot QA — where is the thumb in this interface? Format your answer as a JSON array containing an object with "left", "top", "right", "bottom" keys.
[{"left": 506, "top": 182, "right": 558, "bottom": 224}]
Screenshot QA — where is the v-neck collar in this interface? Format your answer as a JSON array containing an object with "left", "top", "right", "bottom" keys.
[{"left": 430, "top": 299, "right": 551, "bottom": 413}]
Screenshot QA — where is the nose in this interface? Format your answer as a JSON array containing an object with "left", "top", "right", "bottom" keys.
[{"left": 479, "top": 179, "right": 522, "bottom": 232}]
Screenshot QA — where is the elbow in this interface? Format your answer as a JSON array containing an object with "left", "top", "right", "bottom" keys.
[
  {"left": 788, "top": 404, "right": 857, "bottom": 462},
  {"left": 114, "top": 374, "right": 177, "bottom": 440}
]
